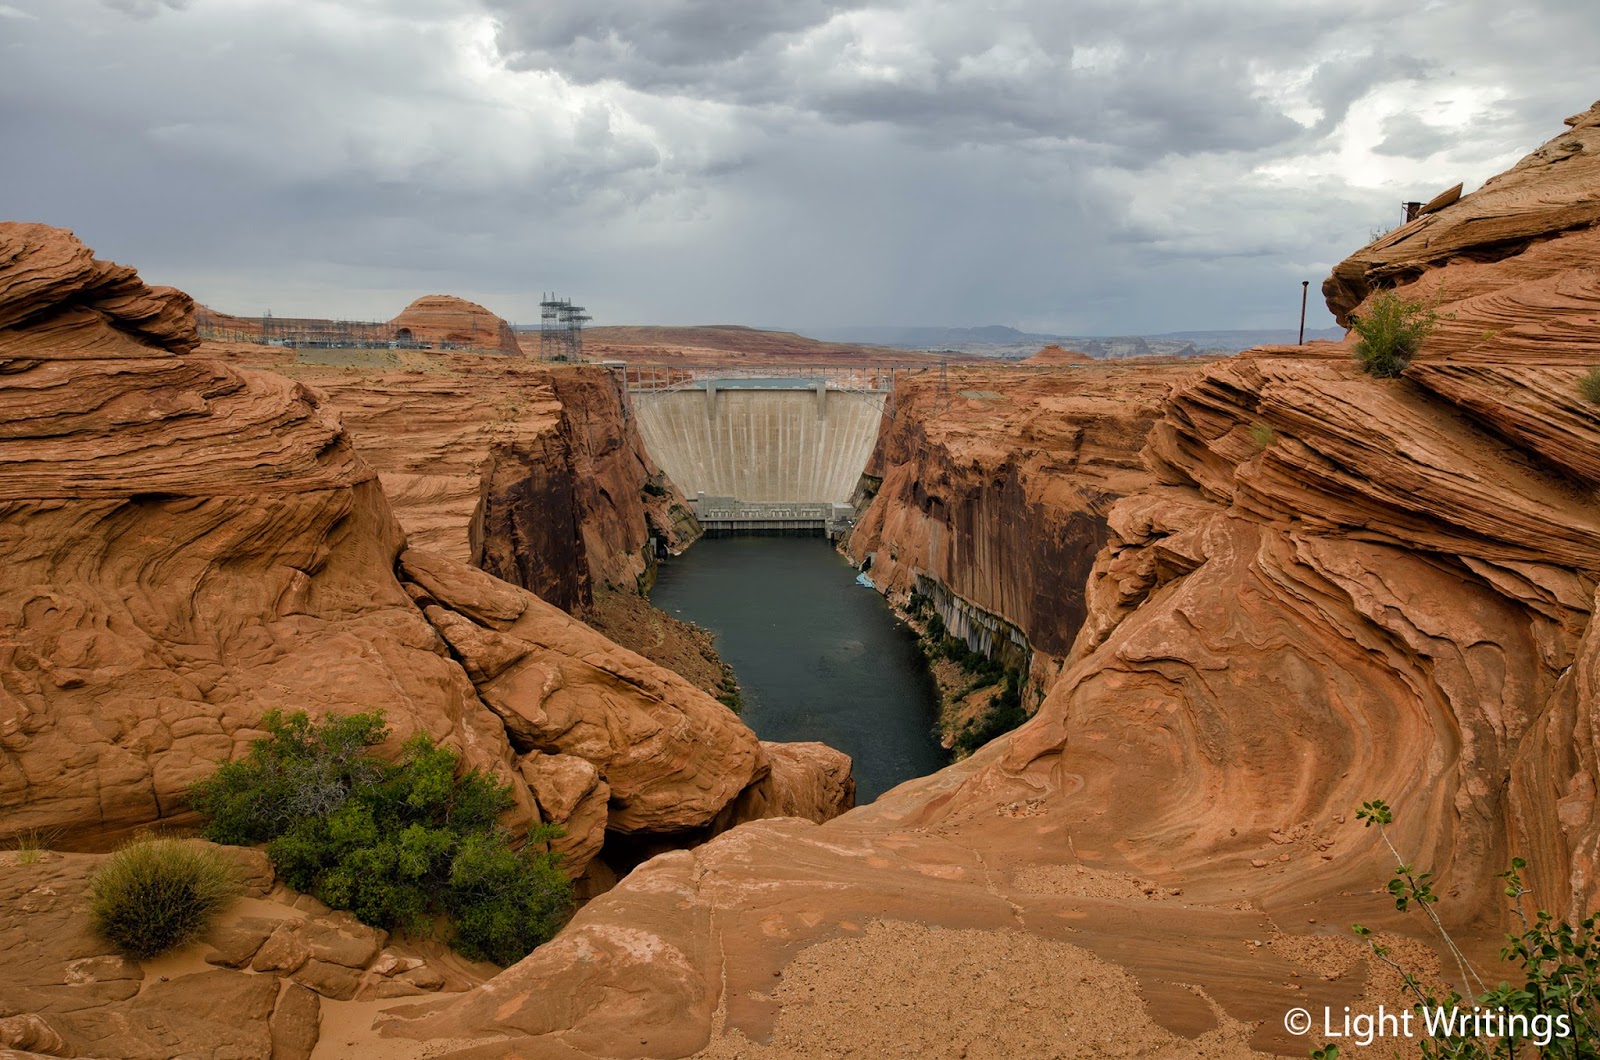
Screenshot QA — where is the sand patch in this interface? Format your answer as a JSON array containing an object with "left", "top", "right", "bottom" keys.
[{"left": 693, "top": 919, "right": 1274, "bottom": 1059}]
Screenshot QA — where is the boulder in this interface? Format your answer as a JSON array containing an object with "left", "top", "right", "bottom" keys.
[
  {"left": 401, "top": 548, "right": 766, "bottom": 836},
  {"left": 517, "top": 751, "right": 609, "bottom": 878}
]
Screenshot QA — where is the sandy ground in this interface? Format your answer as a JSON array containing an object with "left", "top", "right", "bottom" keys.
[{"left": 691, "top": 920, "right": 1276, "bottom": 1060}]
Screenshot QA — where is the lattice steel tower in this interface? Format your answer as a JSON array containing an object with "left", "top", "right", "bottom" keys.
[{"left": 538, "top": 294, "right": 591, "bottom": 362}]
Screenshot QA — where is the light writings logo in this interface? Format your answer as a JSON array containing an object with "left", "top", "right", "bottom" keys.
[{"left": 1283, "top": 1005, "right": 1574, "bottom": 1048}]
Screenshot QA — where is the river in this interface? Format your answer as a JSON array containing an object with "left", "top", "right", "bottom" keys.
[{"left": 649, "top": 535, "right": 945, "bottom": 802}]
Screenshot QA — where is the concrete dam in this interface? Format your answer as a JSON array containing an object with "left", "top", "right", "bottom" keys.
[{"left": 629, "top": 372, "right": 890, "bottom": 532}]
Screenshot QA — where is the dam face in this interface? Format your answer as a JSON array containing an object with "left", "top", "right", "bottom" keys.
[{"left": 631, "top": 377, "right": 887, "bottom": 529}]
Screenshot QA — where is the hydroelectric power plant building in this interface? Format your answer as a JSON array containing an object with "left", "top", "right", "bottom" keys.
[{"left": 626, "top": 368, "right": 893, "bottom": 535}]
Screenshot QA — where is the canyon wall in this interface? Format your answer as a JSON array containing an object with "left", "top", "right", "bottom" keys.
[
  {"left": 377, "top": 102, "right": 1600, "bottom": 1058},
  {"left": 847, "top": 362, "right": 1197, "bottom": 687},
  {"left": 0, "top": 224, "right": 852, "bottom": 881},
  {"left": 194, "top": 343, "right": 719, "bottom": 688},
  {"left": 194, "top": 348, "right": 697, "bottom": 614}
]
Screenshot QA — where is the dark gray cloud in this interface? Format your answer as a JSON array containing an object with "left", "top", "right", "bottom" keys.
[
  {"left": 1, "top": 0, "right": 1598, "bottom": 335},
  {"left": 493, "top": 0, "right": 855, "bottom": 74},
  {"left": 99, "top": 0, "right": 187, "bottom": 17}
]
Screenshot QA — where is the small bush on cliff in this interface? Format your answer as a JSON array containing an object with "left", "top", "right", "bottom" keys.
[
  {"left": 716, "top": 667, "right": 745, "bottom": 713},
  {"left": 1579, "top": 367, "right": 1600, "bottom": 407},
  {"left": 1349, "top": 290, "right": 1441, "bottom": 378},
  {"left": 906, "top": 591, "right": 933, "bottom": 619},
  {"left": 1307, "top": 799, "right": 1599, "bottom": 1059},
  {"left": 952, "top": 670, "right": 1028, "bottom": 757},
  {"left": 190, "top": 710, "right": 573, "bottom": 965},
  {"left": 90, "top": 837, "right": 240, "bottom": 958}
]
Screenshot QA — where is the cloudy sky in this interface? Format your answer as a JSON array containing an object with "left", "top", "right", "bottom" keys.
[{"left": 3, "top": 0, "right": 1597, "bottom": 335}]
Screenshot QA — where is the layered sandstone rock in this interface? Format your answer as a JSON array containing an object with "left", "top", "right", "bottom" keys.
[
  {"left": 1325, "top": 101, "right": 1600, "bottom": 324},
  {"left": 193, "top": 340, "right": 712, "bottom": 685},
  {"left": 389, "top": 294, "right": 521, "bottom": 355},
  {"left": 376, "top": 105, "right": 1600, "bottom": 1057},
  {"left": 0, "top": 225, "right": 521, "bottom": 848},
  {"left": 847, "top": 361, "right": 1199, "bottom": 691},
  {"left": 0, "top": 225, "right": 850, "bottom": 872}
]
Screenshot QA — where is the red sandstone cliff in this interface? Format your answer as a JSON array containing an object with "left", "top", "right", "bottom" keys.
[
  {"left": 194, "top": 341, "right": 718, "bottom": 690},
  {"left": 374, "top": 103, "right": 1600, "bottom": 1057},
  {"left": 0, "top": 224, "right": 851, "bottom": 882},
  {"left": 847, "top": 361, "right": 1197, "bottom": 691}
]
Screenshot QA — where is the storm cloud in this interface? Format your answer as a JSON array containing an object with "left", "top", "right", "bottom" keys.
[{"left": 2, "top": 0, "right": 1597, "bottom": 334}]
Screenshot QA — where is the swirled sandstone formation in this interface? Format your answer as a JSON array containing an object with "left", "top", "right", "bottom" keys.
[
  {"left": 195, "top": 339, "right": 715, "bottom": 689},
  {"left": 0, "top": 224, "right": 851, "bottom": 875},
  {"left": 0, "top": 225, "right": 524, "bottom": 849},
  {"left": 377, "top": 103, "right": 1600, "bottom": 1057}
]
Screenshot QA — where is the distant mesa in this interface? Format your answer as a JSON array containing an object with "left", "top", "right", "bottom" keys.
[{"left": 1023, "top": 344, "right": 1095, "bottom": 365}]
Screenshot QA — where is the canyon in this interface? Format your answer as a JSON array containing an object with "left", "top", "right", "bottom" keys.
[{"left": 0, "top": 99, "right": 1597, "bottom": 1059}]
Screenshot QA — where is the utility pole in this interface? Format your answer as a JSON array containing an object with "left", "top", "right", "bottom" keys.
[{"left": 1298, "top": 280, "right": 1309, "bottom": 345}]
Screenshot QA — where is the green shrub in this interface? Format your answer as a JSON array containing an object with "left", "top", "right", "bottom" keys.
[
  {"left": 445, "top": 826, "right": 573, "bottom": 965},
  {"left": 1579, "top": 367, "right": 1600, "bottom": 407},
  {"left": 1247, "top": 422, "right": 1277, "bottom": 450},
  {"left": 90, "top": 837, "right": 240, "bottom": 958},
  {"left": 190, "top": 710, "right": 573, "bottom": 965},
  {"left": 953, "top": 670, "right": 1028, "bottom": 756},
  {"left": 1308, "top": 799, "right": 1599, "bottom": 1059},
  {"left": 189, "top": 709, "right": 388, "bottom": 844},
  {"left": 1349, "top": 289, "right": 1441, "bottom": 377},
  {"left": 716, "top": 667, "right": 744, "bottom": 714}
]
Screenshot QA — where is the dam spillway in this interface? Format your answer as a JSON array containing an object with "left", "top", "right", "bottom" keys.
[{"left": 629, "top": 373, "right": 889, "bottom": 529}]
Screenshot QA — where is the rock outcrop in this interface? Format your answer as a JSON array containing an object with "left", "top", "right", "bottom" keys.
[
  {"left": 399, "top": 550, "right": 764, "bottom": 839},
  {"left": 0, "top": 225, "right": 851, "bottom": 874},
  {"left": 0, "top": 844, "right": 483, "bottom": 1059},
  {"left": 1023, "top": 343, "right": 1095, "bottom": 364},
  {"left": 375, "top": 104, "right": 1600, "bottom": 1057},
  {"left": 1325, "top": 101, "right": 1600, "bottom": 326},
  {"left": 847, "top": 361, "right": 1198, "bottom": 691},
  {"left": 389, "top": 294, "right": 521, "bottom": 355},
  {"left": 0, "top": 224, "right": 520, "bottom": 848}
]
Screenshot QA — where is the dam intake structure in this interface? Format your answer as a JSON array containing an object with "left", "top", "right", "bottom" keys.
[{"left": 625, "top": 365, "right": 895, "bottom": 535}]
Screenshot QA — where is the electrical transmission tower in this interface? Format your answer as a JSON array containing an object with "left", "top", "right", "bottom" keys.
[{"left": 538, "top": 293, "right": 591, "bottom": 362}]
